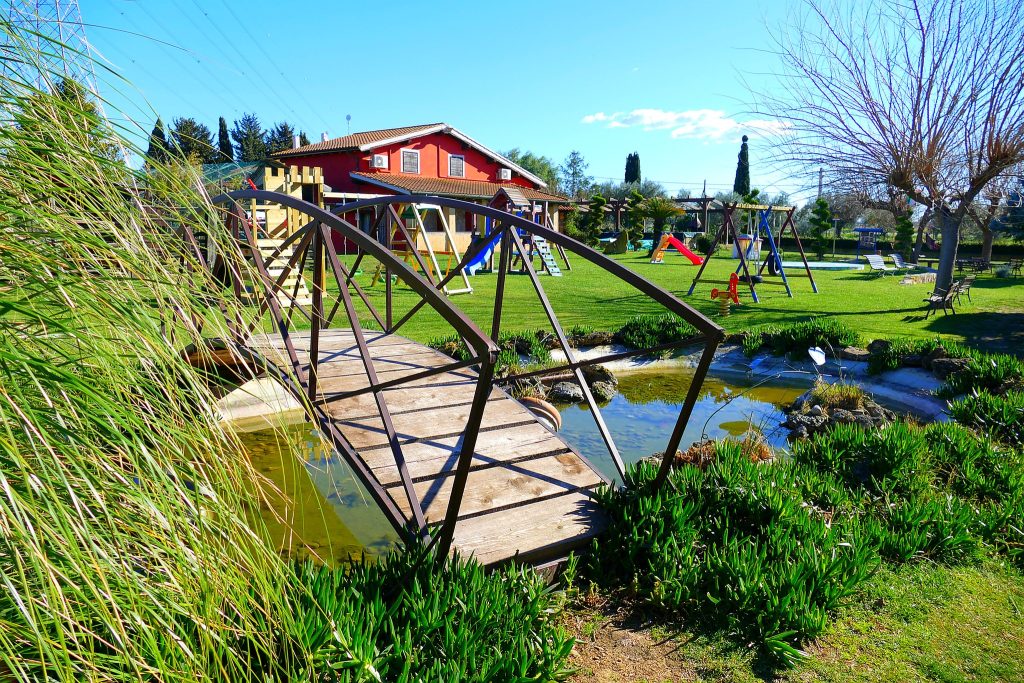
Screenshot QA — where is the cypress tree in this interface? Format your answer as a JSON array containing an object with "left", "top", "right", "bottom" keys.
[
  {"left": 808, "top": 197, "right": 832, "bottom": 260},
  {"left": 299, "top": 131, "right": 311, "bottom": 146},
  {"left": 894, "top": 210, "right": 915, "bottom": 259},
  {"left": 170, "top": 117, "right": 217, "bottom": 163},
  {"left": 217, "top": 116, "right": 233, "bottom": 163},
  {"left": 624, "top": 152, "right": 641, "bottom": 184},
  {"left": 146, "top": 117, "right": 169, "bottom": 164},
  {"left": 733, "top": 135, "right": 750, "bottom": 196}
]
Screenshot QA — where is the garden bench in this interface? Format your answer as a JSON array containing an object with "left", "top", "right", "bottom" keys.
[
  {"left": 865, "top": 254, "right": 895, "bottom": 276},
  {"left": 1009, "top": 258, "right": 1022, "bottom": 277},
  {"left": 924, "top": 284, "right": 958, "bottom": 318},
  {"left": 954, "top": 274, "right": 975, "bottom": 304},
  {"left": 889, "top": 253, "right": 911, "bottom": 269}
]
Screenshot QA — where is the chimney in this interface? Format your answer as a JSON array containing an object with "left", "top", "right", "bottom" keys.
[
  {"left": 292, "top": 134, "right": 300, "bottom": 149},
  {"left": 321, "top": 132, "right": 329, "bottom": 142}
]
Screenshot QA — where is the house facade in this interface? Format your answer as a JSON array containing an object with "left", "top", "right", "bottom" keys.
[{"left": 273, "top": 123, "right": 566, "bottom": 252}]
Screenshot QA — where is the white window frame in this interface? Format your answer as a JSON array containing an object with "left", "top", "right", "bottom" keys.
[
  {"left": 400, "top": 148, "right": 420, "bottom": 174},
  {"left": 448, "top": 153, "right": 465, "bottom": 178}
]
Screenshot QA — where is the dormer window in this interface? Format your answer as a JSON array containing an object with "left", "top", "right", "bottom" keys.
[
  {"left": 449, "top": 154, "right": 465, "bottom": 178},
  {"left": 401, "top": 149, "right": 420, "bottom": 174}
]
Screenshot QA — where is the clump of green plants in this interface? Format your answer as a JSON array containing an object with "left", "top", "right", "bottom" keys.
[
  {"left": 615, "top": 313, "right": 697, "bottom": 350},
  {"left": 428, "top": 333, "right": 472, "bottom": 361},
  {"left": 809, "top": 380, "right": 864, "bottom": 411},
  {"left": 947, "top": 390, "right": 1024, "bottom": 447},
  {"left": 742, "top": 329, "right": 765, "bottom": 357},
  {"left": 866, "top": 337, "right": 945, "bottom": 374},
  {"left": 429, "top": 329, "right": 553, "bottom": 376},
  {"left": 589, "top": 447, "right": 877, "bottom": 668},
  {"left": 746, "top": 318, "right": 860, "bottom": 358},
  {"left": 938, "top": 350, "right": 1024, "bottom": 398},
  {"left": 692, "top": 232, "right": 720, "bottom": 256},
  {"left": 590, "top": 412, "right": 1024, "bottom": 669},
  {"left": 288, "top": 547, "right": 575, "bottom": 681}
]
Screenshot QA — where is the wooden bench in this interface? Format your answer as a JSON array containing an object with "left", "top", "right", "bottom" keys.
[{"left": 924, "top": 285, "right": 957, "bottom": 318}]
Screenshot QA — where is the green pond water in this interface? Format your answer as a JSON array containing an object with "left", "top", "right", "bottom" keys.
[
  {"left": 238, "top": 367, "right": 804, "bottom": 559},
  {"left": 556, "top": 369, "right": 805, "bottom": 482}
]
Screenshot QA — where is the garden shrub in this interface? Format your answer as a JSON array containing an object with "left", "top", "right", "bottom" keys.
[
  {"left": 946, "top": 391, "right": 1024, "bottom": 449},
  {"left": 792, "top": 422, "right": 933, "bottom": 497},
  {"left": 924, "top": 421, "right": 1024, "bottom": 501},
  {"left": 288, "top": 547, "right": 574, "bottom": 681},
  {"left": 742, "top": 329, "right": 765, "bottom": 357},
  {"left": 809, "top": 380, "right": 864, "bottom": 411},
  {"left": 938, "top": 350, "right": 1024, "bottom": 398},
  {"left": 615, "top": 314, "right": 697, "bottom": 350},
  {"left": 693, "top": 232, "right": 720, "bottom": 256},
  {"left": 589, "top": 447, "right": 878, "bottom": 668},
  {"left": 746, "top": 318, "right": 860, "bottom": 359},
  {"left": 866, "top": 337, "right": 944, "bottom": 375},
  {"left": 429, "top": 330, "right": 552, "bottom": 376}
]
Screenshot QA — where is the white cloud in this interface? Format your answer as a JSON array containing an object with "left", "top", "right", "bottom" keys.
[{"left": 580, "top": 108, "right": 790, "bottom": 141}]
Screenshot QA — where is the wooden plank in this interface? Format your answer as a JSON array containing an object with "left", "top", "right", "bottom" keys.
[
  {"left": 326, "top": 394, "right": 537, "bottom": 450},
  {"left": 317, "top": 381, "right": 493, "bottom": 422},
  {"left": 451, "top": 491, "right": 605, "bottom": 566},
  {"left": 364, "top": 422, "right": 571, "bottom": 483},
  {"left": 387, "top": 453, "right": 603, "bottom": 523}
]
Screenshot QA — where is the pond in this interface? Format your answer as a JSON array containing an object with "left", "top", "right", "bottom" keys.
[
  {"left": 556, "top": 368, "right": 805, "bottom": 481},
  {"left": 237, "top": 367, "right": 805, "bottom": 560}
]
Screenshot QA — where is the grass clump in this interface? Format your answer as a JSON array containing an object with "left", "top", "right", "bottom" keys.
[
  {"left": 615, "top": 313, "right": 697, "bottom": 350},
  {"left": 866, "top": 337, "right": 945, "bottom": 374},
  {"left": 591, "top": 413, "right": 1024, "bottom": 670},
  {"left": 809, "top": 380, "right": 864, "bottom": 411},
  {"left": 289, "top": 547, "right": 575, "bottom": 681},
  {"left": 744, "top": 318, "right": 860, "bottom": 358},
  {"left": 589, "top": 446, "right": 878, "bottom": 668},
  {"left": 947, "top": 390, "right": 1024, "bottom": 448},
  {"left": 938, "top": 350, "right": 1024, "bottom": 398}
]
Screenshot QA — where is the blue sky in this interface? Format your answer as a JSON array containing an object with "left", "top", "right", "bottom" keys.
[{"left": 81, "top": 0, "right": 805, "bottom": 200}]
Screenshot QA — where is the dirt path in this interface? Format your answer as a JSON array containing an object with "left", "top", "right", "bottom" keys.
[{"left": 564, "top": 601, "right": 697, "bottom": 683}]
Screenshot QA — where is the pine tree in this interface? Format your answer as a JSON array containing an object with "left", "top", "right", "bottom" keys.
[
  {"left": 559, "top": 151, "right": 594, "bottom": 200},
  {"left": 808, "top": 197, "right": 832, "bottom": 260},
  {"left": 299, "top": 131, "right": 310, "bottom": 146},
  {"left": 265, "top": 121, "right": 298, "bottom": 155},
  {"left": 894, "top": 209, "right": 915, "bottom": 259},
  {"left": 231, "top": 113, "right": 266, "bottom": 162},
  {"left": 624, "top": 152, "right": 641, "bottom": 184},
  {"left": 146, "top": 117, "right": 169, "bottom": 165},
  {"left": 170, "top": 117, "right": 217, "bottom": 163},
  {"left": 732, "top": 135, "right": 750, "bottom": 196},
  {"left": 217, "top": 116, "right": 233, "bottom": 163}
]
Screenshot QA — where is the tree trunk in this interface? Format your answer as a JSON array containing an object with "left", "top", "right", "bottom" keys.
[
  {"left": 934, "top": 209, "right": 961, "bottom": 293},
  {"left": 981, "top": 226, "right": 994, "bottom": 263},
  {"left": 912, "top": 207, "right": 932, "bottom": 263}
]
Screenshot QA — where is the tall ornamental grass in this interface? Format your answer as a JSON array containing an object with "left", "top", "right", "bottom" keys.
[{"left": 0, "top": 22, "right": 301, "bottom": 681}]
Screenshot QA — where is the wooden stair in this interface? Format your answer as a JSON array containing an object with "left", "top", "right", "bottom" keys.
[{"left": 244, "top": 238, "right": 313, "bottom": 308}]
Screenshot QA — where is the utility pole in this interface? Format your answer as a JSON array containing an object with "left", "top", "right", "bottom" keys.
[
  {"left": 817, "top": 167, "right": 823, "bottom": 199},
  {"left": 3, "top": 0, "right": 98, "bottom": 94}
]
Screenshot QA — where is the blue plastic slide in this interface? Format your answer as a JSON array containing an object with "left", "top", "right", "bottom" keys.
[{"left": 464, "top": 232, "right": 502, "bottom": 276}]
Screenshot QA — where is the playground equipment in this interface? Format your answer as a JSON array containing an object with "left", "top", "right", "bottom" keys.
[
  {"left": 710, "top": 273, "right": 740, "bottom": 316},
  {"left": 688, "top": 203, "right": 817, "bottom": 303},
  {"left": 854, "top": 227, "right": 885, "bottom": 261},
  {"left": 469, "top": 188, "right": 571, "bottom": 277},
  {"left": 650, "top": 234, "right": 704, "bottom": 265},
  {"left": 364, "top": 202, "right": 472, "bottom": 295}
]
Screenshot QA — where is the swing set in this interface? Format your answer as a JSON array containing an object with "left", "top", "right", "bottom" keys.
[
  {"left": 688, "top": 203, "right": 818, "bottom": 303},
  {"left": 369, "top": 202, "right": 474, "bottom": 295}
]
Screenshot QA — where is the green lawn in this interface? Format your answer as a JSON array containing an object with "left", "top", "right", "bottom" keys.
[
  {"left": 319, "top": 252, "right": 1024, "bottom": 354},
  {"left": 586, "top": 559, "right": 1024, "bottom": 682}
]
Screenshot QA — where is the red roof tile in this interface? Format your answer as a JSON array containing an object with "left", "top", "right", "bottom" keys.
[
  {"left": 350, "top": 172, "right": 568, "bottom": 203},
  {"left": 274, "top": 123, "right": 444, "bottom": 157}
]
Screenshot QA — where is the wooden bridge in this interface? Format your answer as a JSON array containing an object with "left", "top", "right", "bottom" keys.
[{"left": 181, "top": 191, "right": 724, "bottom": 567}]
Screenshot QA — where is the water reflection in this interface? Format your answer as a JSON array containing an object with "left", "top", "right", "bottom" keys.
[
  {"left": 239, "top": 424, "right": 398, "bottom": 563},
  {"left": 556, "top": 369, "right": 804, "bottom": 481}
]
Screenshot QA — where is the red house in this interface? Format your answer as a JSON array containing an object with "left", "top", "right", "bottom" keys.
[{"left": 273, "top": 123, "right": 566, "bottom": 251}]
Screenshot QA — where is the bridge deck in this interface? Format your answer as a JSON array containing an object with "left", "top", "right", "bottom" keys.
[{"left": 244, "top": 329, "right": 606, "bottom": 567}]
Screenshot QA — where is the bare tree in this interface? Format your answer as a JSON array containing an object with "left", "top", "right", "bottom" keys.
[{"left": 764, "top": 0, "right": 1024, "bottom": 291}]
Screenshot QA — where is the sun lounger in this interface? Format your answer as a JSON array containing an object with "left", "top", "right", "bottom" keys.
[{"left": 865, "top": 254, "right": 895, "bottom": 275}]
